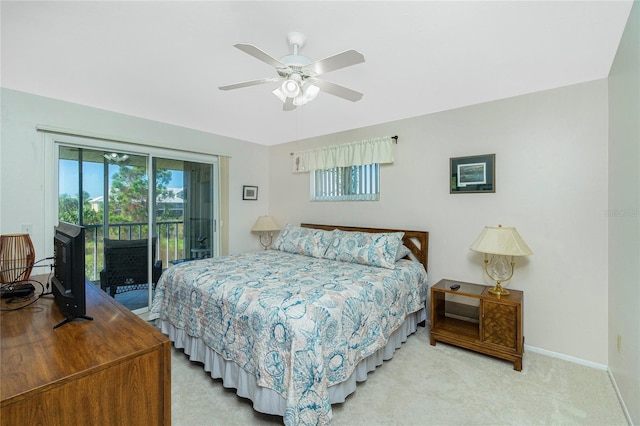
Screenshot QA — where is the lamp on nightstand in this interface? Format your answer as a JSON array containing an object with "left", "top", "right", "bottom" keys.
[
  {"left": 469, "top": 225, "right": 532, "bottom": 296},
  {"left": 251, "top": 216, "right": 280, "bottom": 250}
]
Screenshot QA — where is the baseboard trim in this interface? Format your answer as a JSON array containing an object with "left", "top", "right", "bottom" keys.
[
  {"left": 607, "top": 368, "right": 634, "bottom": 426},
  {"left": 524, "top": 344, "right": 608, "bottom": 370},
  {"left": 524, "top": 346, "right": 635, "bottom": 423},
  {"left": 425, "top": 324, "right": 632, "bottom": 422},
  {"left": 423, "top": 321, "right": 608, "bottom": 371}
]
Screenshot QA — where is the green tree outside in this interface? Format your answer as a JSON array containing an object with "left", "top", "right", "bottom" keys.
[{"left": 59, "top": 165, "right": 182, "bottom": 279}]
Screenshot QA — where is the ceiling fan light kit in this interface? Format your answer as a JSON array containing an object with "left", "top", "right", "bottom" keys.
[
  {"left": 295, "top": 82, "right": 320, "bottom": 106},
  {"left": 281, "top": 75, "right": 301, "bottom": 98},
  {"left": 219, "top": 32, "right": 365, "bottom": 111},
  {"left": 272, "top": 80, "right": 320, "bottom": 108}
]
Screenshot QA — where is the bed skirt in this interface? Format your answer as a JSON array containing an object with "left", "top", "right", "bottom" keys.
[{"left": 156, "top": 307, "right": 426, "bottom": 416}]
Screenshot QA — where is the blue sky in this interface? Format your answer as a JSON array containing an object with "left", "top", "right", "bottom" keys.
[{"left": 59, "top": 160, "right": 183, "bottom": 199}]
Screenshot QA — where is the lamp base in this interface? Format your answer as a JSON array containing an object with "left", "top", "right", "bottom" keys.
[
  {"left": 488, "top": 283, "right": 510, "bottom": 296},
  {"left": 259, "top": 232, "right": 274, "bottom": 250}
]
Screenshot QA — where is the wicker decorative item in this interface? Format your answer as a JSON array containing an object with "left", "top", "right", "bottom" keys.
[{"left": 0, "top": 233, "right": 36, "bottom": 283}]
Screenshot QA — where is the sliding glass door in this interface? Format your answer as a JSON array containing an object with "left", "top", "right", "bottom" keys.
[
  {"left": 153, "top": 158, "right": 215, "bottom": 266},
  {"left": 56, "top": 142, "right": 217, "bottom": 313}
]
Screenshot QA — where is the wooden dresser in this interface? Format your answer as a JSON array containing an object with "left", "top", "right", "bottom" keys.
[{"left": 1, "top": 278, "right": 171, "bottom": 425}]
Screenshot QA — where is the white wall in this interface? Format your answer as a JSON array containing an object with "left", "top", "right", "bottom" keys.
[
  {"left": 0, "top": 88, "right": 270, "bottom": 258},
  {"left": 608, "top": 1, "right": 640, "bottom": 423},
  {"left": 269, "top": 80, "right": 609, "bottom": 365}
]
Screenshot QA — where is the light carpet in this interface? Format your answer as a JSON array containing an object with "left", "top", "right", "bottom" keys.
[{"left": 170, "top": 327, "right": 628, "bottom": 425}]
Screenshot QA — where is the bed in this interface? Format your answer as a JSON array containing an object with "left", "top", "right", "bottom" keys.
[{"left": 149, "top": 223, "right": 429, "bottom": 425}]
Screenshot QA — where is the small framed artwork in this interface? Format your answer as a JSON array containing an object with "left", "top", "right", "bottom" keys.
[
  {"left": 243, "top": 185, "right": 258, "bottom": 200},
  {"left": 450, "top": 154, "right": 495, "bottom": 193}
]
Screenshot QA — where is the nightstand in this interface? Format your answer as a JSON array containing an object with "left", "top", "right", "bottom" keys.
[{"left": 430, "top": 278, "right": 524, "bottom": 371}]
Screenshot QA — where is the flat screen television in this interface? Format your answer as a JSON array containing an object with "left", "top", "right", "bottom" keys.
[{"left": 52, "top": 222, "right": 92, "bottom": 328}]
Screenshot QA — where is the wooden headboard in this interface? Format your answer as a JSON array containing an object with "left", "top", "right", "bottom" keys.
[{"left": 300, "top": 223, "right": 429, "bottom": 272}]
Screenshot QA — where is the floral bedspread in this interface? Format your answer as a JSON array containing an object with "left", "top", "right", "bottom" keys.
[{"left": 149, "top": 250, "right": 428, "bottom": 425}]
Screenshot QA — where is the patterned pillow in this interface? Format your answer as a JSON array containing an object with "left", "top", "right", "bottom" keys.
[
  {"left": 395, "top": 244, "right": 411, "bottom": 261},
  {"left": 324, "top": 230, "right": 405, "bottom": 269},
  {"left": 271, "top": 224, "right": 334, "bottom": 258}
]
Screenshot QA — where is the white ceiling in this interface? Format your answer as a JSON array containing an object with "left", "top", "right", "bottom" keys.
[{"left": 1, "top": 1, "right": 633, "bottom": 146}]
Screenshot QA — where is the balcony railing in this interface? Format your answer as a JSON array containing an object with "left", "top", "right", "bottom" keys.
[{"left": 84, "top": 221, "right": 185, "bottom": 281}]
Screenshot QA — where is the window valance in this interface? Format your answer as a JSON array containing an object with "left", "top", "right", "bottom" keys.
[{"left": 292, "top": 136, "right": 394, "bottom": 173}]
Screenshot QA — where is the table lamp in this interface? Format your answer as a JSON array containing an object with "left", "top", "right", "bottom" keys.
[
  {"left": 251, "top": 216, "right": 280, "bottom": 249},
  {"left": 469, "top": 225, "right": 532, "bottom": 296}
]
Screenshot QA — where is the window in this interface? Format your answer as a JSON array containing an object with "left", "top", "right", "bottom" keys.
[{"left": 312, "top": 163, "right": 380, "bottom": 201}]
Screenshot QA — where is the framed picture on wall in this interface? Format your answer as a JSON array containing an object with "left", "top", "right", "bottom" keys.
[
  {"left": 243, "top": 185, "right": 258, "bottom": 200},
  {"left": 450, "top": 154, "right": 495, "bottom": 193}
]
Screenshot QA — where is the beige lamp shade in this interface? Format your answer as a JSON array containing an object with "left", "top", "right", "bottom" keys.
[
  {"left": 251, "top": 216, "right": 280, "bottom": 233},
  {"left": 0, "top": 233, "right": 36, "bottom": 283},
  {"left": 469, "top": 225, "right": 532, "bottom": 256}
]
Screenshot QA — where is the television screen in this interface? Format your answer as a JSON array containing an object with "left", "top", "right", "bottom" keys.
[{"left": 52, "top": 222, "right": 92, "bottom": 328}]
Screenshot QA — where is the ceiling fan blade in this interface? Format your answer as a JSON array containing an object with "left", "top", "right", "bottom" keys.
[
  {"left": 305, "top": 50, "right": 365, "bottom": 76},
  {"left": 309, "top": 78, "right": 363, "bottom": 102},
  {"left": 283, "top": 97, "right": 296, "bottom": 111},
  {"left": 234, "top": 43, "right": 289, "bottom": 69},
  {"left": 219, "top": 77, "right": 280, "bottom": 91}
]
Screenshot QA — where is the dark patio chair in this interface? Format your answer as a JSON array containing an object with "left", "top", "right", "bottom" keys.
[{"left": 100, "top": 238, "right": 162, "bottom": 297}]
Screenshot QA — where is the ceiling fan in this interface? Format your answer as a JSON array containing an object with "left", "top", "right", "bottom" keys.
[{"left": 218, "top": 32, "right": 365, "bottom": 111}]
